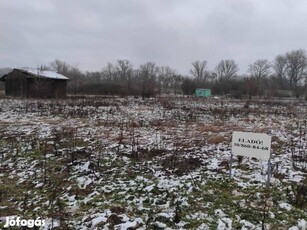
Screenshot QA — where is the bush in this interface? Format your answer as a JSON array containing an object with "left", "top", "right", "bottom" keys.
[{"left": 68, "top": 82, "right": 145, "bottom": 96}]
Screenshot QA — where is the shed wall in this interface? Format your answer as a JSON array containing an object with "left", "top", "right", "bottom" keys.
[
  {"left": 195, "top": 89, "right": 211, "bottom": 98},
  {"left": 5, "top": 70, "right": 27, "bottom": 97},
  {"left": 3, "top": 69, "right": 67, "bottom": 98}
]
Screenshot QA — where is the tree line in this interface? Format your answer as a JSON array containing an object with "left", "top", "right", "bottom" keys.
[{"left": 41, "top": 49, "right": 307, "bottom": 98}]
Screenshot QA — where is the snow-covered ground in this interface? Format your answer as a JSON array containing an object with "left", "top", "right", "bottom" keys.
[{"left": 0, "top": 96, "right": 306, "bottom": 229}]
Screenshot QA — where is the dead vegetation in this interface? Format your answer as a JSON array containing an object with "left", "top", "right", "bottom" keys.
[{"left": 0, "top": 96, "right": 306, "bottom": 229}]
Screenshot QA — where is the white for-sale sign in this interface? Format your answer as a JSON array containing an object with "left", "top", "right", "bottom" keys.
[{"left": 232, "top": 131, "right": 271, "bottom": 160}]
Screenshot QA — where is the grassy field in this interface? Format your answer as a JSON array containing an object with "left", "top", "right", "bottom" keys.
[{"left": 0, "top": 96, "right": 306, "bottom": 229}]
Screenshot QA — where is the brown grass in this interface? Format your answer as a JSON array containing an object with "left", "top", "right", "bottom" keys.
[{"left": 207, "top": 135, "right": 226, "bottom": 144}]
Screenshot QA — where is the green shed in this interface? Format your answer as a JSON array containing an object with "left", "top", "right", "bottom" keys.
[{"left": 195, "top": 88, "right": 211, "bottom": 98}]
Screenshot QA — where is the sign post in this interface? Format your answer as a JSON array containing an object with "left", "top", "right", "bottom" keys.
[
  {"left": 231, "top": 131, "right": 272, "bottom": 186},
  {"left": 266, "top": 156, "right": 271, "bottom": 188},
  {"left": 229, "top": 152, "right": 233, "bottom": 180}
]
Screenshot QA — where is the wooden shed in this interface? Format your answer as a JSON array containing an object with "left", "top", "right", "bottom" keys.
[{"left": 0, "top": 68, "right": 69, "bottom": 98}]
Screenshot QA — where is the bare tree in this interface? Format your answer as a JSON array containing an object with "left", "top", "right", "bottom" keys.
[
  {"left": 49, "top": 59, "right": 70, "bottom": 75},
  {"left": 170, "top": 74, "right": 183, "bottom": 95},
  {"left": 139, "top": 62, "right": 158, "bottom": 99},
  {"left": 70, "top": 67, "right": 83, "bottom": 97},
  {"left": 244, "top": 76, "right": 258, "bottom": 99},
  {"left": 284, "top": 49, "right": 307, "bottom": 90},
  {"left": 116, "top": 59, "right": 133, "bottom": 92},
  {"left": 157, "top": 66, "right": 176, "bottom": 95},
  {"left": 101, "top": 63, "right": 117, "bottom": 82},
  {"left": 272, "top": 54, "right": 288, "bottom": 89},
  {"left": 248, "top": 59, "right": 271, "bottom": 96},
  {"left": 190, "top": 60, "right": 208, "bottom": 82},
  {"left": 215, "top": 59, "right": 239, "bottom": 80},
  {"left": 207, "top": 71, "right": 217, "bottom": 82},
  {"left": 248, "top": 59, "right": 271, "bottom": 80},
  {"left": 140, "top": 62, "right": 158, "bottom": 79},
  {"left": 272, "top": 49, "right": 307, "bottom": 95},
  {"left": 38, "top": 65, "right": 52, "bottom": 71},
  {"left": 273, "top": 55, "right": 287, "bottom": 79},
  {"left": 181, "top": 76, "right": 196, "bottom": 95}
]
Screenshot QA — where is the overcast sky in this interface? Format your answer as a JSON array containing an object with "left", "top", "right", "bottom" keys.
[{"left": 1, "top": 0, "right": 307, "bottom": 75}]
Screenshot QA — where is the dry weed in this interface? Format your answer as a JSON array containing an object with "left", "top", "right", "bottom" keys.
[{"left": 207, "top": 135, "right": 226, "bottom": 144}]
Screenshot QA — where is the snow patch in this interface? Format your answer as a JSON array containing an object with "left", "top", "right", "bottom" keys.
[{"left": 279, "top": 202, "right": 292, "bottom": 211}]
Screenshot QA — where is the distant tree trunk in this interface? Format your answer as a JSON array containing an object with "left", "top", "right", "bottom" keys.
[{"left": 248, "top": 59, "right": 271, "bottom": 96}]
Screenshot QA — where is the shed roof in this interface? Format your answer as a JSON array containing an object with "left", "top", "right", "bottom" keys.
[{"left": 0, "top": 68, "right": 69, "bottom": 80}]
